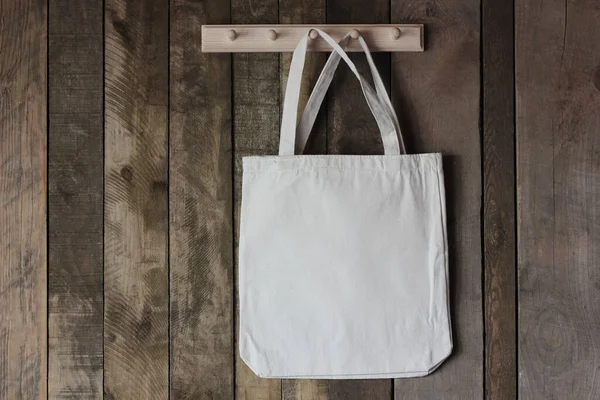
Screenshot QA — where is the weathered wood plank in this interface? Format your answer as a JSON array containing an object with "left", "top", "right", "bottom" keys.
[
  {"left": 0, "top": 0, "right": 47, "bottom": 398},
  {"left": 516, "top": 0, "right": 600, "bottom": 398},
  {"left": 104, "top": 0, "right": 169, "bottom": 398},
  {"left": 169, "top": 0, "right": 234, "bottom": 398},
  {"left": 330, "top": 381, "right": 392, "bottom": 400},
  {"left": 391, "top": 0, "right": 482, "bottom": 398},
  {"left": 279, "top": 0, "right": 327, "bottom": 156},
  {"left": 327, "top": 0, "right": 392, "bottom": 157},
  {"left": 48, "top": 0, "right": 103, "bottom": 398},
  {"left": 232, "top": 0, "right": 282, "bottom": 398},
  {"left": 279, "top": 0, "right": 328, "bottom": 397},
  {"left": 283, "top": 381, "right": 331, "bottom": 400},
  {"left": 326, "top": 0, "right": 393, "bottom": 398},
  {"left": 482, "top": 0, "right": 516, "bottom": 398}
]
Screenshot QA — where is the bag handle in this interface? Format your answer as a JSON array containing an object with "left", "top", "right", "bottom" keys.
[
  {"left": 295, "top": 33, "right": 406, "bottom": 155},
  {"left": 279, "top": 28, "right": 405, "bottom": 156}
]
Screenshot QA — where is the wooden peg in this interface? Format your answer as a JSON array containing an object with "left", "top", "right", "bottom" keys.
[
  {"left": 392, "top": 27, "right": 401, "bottom": 39},
  {"left": 350, "top": 29, "right": 360, "bottom": 39},
  {"left": 309, "top": 29, "right": 319, "bottom": 40},
  {"left": 227, "top": 29, "right": 237, "bottom": 41},
  {"left": 268, "top": 29, "right": 277, "bottom": 40}
]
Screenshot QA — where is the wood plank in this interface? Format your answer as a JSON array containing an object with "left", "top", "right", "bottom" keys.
[
  {"left": 104, "top": 0, "right": 169, "bottom": 398},
  {"left": 169, "top": 0, "right": 234, "bottom": 398},
  {"left": 48, "top": 0, "right": 103, "bottom": 398},
  {"left": 232, "top": 0, "right": 282, "bottom": 398},
  {"left": 516, "top": 0, "right": 600, "bottom": 398},
  {"left": 326, "top": 0, "right": 393, "bottom": 397},
  {"left": 391, "top": 0, "right": 483, "bottom": 398},
  {"left": 279, "top": 0, "right": 328, "bottom": 397},
  {"left": 283, "top": 381, "right": 330, "bottom": 400},
  {"left": 327, "top": 0, "right": 393, "bottom": 156},
  {"left": 279, "top": 0, "right": 327, "bottom": 156},
  {"left": 0, "top": 0, "right": 47, "bottom": 398},
  {"left": 482, "top": 0, "right": 516, "bottom": 398},
  {"left": 330, "top": 381, "right": 392, "bottom": 400}
]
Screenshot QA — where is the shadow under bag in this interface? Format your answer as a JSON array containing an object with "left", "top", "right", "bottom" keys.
[{"left": 238, "top": 28, "right": 452, "bottom": 379}]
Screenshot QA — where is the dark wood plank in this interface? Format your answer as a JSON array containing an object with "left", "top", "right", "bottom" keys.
[
  {"left": 104, "top": 0, "right": 169, "bottom": 398},
  {"left": 516, "top": 0, "right": 600, "bottom": 398},
  {"left": 326, "top": 0, "right": 392, "bottom": 156},
  {"left": 279, "top": 0, "right": 327, "bottom": 157},
  {"left": 0, "top": 0, "right": 47, "bottom": 398},
  {"left": 283, "top": 381, "right": 330, "bottom": 400},
  {"left": 330, "top": 381, "right": 392, "bottom": 400},
  {"left": 391, "top": 0, "right": 483, "bottom": 398},
  {"left": 279, "top": 1, "right": 328, "bottom": 397},
  {"left": 232, "top": 0, "right": 282, "bottom": 398},
  {"left": 48, "top": 0, "right": 103, "bottom": 398},
  {"left": 325, "top": 0, "right": 393, "bottom": 398},
  {"left": 169, "top": 0, "right": 234, "bottom": 398},
  {"left": 482, "top": 0, "right": 516, "bottom": 398}
]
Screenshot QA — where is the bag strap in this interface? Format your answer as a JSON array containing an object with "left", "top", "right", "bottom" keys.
[
  {"left": 295, "top": 34, "right": 406, "bottom": 155},
  {"left": 279, "top": 28, "right": 405, "bottom": 156}
]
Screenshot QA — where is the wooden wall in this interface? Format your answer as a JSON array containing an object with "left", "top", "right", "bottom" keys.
[
  {"left": 1, "top": 0, "right": 599, "bottom": 398},
  {"left": 516, "top": 0, "right": 600, "bottom": 397}
]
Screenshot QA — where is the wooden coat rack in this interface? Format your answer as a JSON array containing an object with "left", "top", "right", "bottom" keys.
[{"left": 201, "top": 24, "right": 424, "bottom": 52}]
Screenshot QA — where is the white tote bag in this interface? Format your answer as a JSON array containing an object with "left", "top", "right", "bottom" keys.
[{"left": 239, "top": 28, "right": 452, "bottom": 379}]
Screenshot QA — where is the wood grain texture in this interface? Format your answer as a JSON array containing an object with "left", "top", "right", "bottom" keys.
[
  {"left": 283, "top": 381, "right": 330, "bottom": 400},
  {"left": 104, "top": 0, "right": 169, "bottom": 398},
  {"left": 0, "top": 0, "right": 47, "bottom": 398},
  {"left": 482, "top": 0, "right": 516, "bottom": 398},
  {"left": 48, "top": 0, "right": 104, "bottom": 398},
  {"left": 232, "top": 0, "right": 282, "bottom": 399},
  {"left": 330, "top": 381, "right": 392, "bottom": 400},
  {"left": 325, "top": 0, "right": 392, "bottom": 397},
  {"left": 516, "top": 0, "right": 600, "bottom": 398},
  {"left": 0, "top": 0, "right": 48, "bottom": 397},
  {"left": 279, "top": 0, "right": 327, "bottom": 157},
  {"left": 326, "top": 0, "right": 392, "bottom": 156},
  {"left": 279, "top": 0, "right": 328, "bottom": 397},
  {"left": 391, "top": 0, "right": 482, "bottom": 398},
  {"left": 169, "top": 0, "right": 234, "bottom": 398}
]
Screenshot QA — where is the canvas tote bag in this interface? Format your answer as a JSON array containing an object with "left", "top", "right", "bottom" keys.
[{"left": 238, "top": 28, "right": 452, "bottom": 379}]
